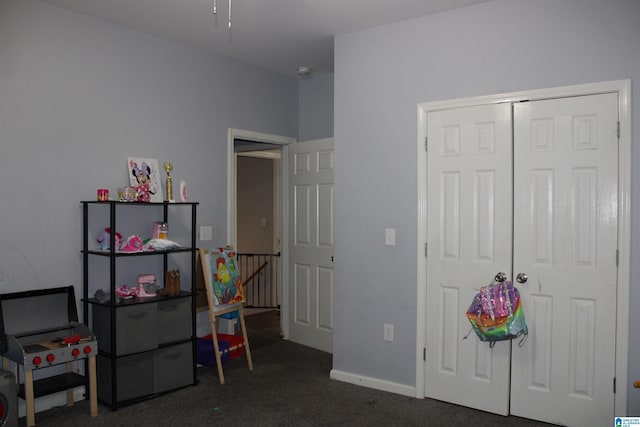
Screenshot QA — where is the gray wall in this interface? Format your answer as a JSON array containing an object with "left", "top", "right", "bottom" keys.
[
  {"left": 333, "top": 0, "right": 640, "bottom": 413},
  {"left": 298, "top": 73, "right": 334, "bottom": 141},
  {"left": 0, "top": 0, "right": 297, "bottom": 294}
]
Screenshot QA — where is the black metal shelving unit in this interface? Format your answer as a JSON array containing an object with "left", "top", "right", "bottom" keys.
[{"left": 81, "top": 200, "right": 198, "bottom": 409}]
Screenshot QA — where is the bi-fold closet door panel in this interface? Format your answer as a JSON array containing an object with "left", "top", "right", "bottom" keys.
[
  {"left": 510, "top": 93, "right": 618, "bottom": 427},
  {"left": 425, "top": 103, "right": 513, "bottom": 415},
  {"left": 425, "top": 93, "right": 618, "bottom": 427}
]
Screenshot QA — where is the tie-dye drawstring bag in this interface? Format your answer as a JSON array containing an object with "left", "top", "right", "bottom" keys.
[{"left": 466, "top": 280, "right": 528, "bottom": 347}]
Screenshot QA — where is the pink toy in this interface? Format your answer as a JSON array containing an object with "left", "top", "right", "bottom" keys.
[
  {"left": 96, "top": 228, "right": 123, "bottom": 250},
  {"left": 136, "top": 284, "right": 156, "bottom": 297},
  {"left": 137, "top": 274, "right": 156, "bottom": 285},
  {"left": 115, "top": 285, "right": 136, "bottom": 298},
  {"left": 120, "top": 235, "right": 143, "bottom": 252},
  {"left": 136, "top": 273, "right": 157, "bottom": 297}
]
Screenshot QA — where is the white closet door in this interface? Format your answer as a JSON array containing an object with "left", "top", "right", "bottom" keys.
[
  {"left": 424, "top": 92, "right": 619, "bottom": 425},
  {"left": 510, "top": 93, "right": 618, "bottom": 426},
  {"left": 425, "top": 103, "right": 513, "bottom": 415}
]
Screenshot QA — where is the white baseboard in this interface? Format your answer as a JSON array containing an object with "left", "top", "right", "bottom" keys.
[
  {"left": 329, "top": 369, "right": 418, "bottom": 398},
  {"left": 18, "top": 387, "right": 87, "bottom": 419}
]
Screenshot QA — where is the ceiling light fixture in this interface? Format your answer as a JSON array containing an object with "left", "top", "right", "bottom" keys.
[{"left": 213, "top": 0, "right": 232, "bottom": 30}]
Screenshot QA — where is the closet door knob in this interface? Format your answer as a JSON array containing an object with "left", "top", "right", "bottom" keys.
[
  {"left": 516, "top": 273, "right": 528, "bottom": 284},
  {"left": 494, "top": 272, "right": 507, "bottom": 282}
]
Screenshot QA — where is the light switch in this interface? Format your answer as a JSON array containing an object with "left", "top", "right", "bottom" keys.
[{"left": 385, "top": 228, "right": 396, "bottom": 246}]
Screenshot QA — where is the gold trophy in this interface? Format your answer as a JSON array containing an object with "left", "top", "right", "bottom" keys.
[{"left": 163, "top": 162, "right": 174, "bottom": 202}]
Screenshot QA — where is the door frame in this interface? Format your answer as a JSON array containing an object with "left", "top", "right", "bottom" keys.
[
  {"left": 227, "top": 128, "right": 296, "bottom": 338},
  {"left": 415, "top": 80, "right": 631, "bottom": 416}
]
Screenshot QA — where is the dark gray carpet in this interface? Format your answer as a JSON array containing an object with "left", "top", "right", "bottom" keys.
[{"left": 25, "top": 311, "right": 553, "bottom": 426}]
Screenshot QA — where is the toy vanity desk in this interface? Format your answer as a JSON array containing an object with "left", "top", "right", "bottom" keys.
[{"left": 0, "top": 286, "right": 97, "bottom": 427}]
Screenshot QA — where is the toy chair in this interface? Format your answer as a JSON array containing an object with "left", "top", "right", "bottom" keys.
[{"left": 199, "top": 248, "right": 253, "bottom": 384}]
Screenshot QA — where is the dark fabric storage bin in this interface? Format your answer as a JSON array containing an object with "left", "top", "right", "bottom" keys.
[
  {"left": 93, "top": 304, "right": 157, "bottom": 355},
  {"left": 156, "top": 298, "right": 191, "bottom": 345},
  {"left": 97, "top": 353, "right": 153, "bottom": 404},
  {"left": 153, "top": 342, "right": 193, "bottom": 393}
]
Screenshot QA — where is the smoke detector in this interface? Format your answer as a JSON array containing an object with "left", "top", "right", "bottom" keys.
[{"left": 297, "top": 66, "right": 312, "bottom": 77}]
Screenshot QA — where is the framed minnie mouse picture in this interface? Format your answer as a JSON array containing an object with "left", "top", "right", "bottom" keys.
[{"left": 127, "top": 157, "right": 164, "bottom": 203}]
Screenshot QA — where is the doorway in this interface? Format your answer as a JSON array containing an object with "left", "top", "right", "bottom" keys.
[
  {"left": 416, "top": 80, "right": 631, "bottom": 425},
  {"left": 227, "top": 129, "right": 295, "bottom": 337},
  {"left": 236, "top": 146, "right": 281, "bottom": 311},
  {"left": 228, "top": 130, "right": 335, "bottom": 352}
]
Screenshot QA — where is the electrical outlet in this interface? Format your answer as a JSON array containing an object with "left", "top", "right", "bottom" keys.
[
  {"left": 384, "top": 324, "right": 394, "bottom": 342},
  {"left": 199, "top": 225, "right": 213, "bottom": 241}
]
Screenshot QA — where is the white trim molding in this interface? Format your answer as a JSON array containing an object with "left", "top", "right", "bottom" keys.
[{"left": 330, "top": 369, "right": 418, "bottom": 399}]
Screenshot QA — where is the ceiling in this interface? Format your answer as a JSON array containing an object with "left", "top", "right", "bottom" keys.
[{"left": 41, "top": 0, "right": 489, "bottom": 77}]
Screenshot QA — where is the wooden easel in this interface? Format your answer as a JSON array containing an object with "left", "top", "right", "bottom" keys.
[{"left": 199, "top": 248, "right": 253, "bottom": 384}]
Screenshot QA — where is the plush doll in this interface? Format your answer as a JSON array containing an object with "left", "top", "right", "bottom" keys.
[{"left": 96, "top": 228, "right": 123, "bottom": 250}]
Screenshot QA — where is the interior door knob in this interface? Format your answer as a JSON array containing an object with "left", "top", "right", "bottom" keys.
[
  {"left": 516, "top": 273, "right": 528, "bottom": 283},
  {"left": 494, "top": 272, "right": 507, "bottom": 282}
]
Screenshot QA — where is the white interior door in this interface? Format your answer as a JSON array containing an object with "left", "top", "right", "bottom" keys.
[
  {"left": 510, "top": 93, "right": 618, "bottom": 426},
  {"left": 288, "top": 138, "right": 334, "bottom": 353},
  {"left": 425, "top": 103, "right": 513, "bottom": 414},
  {"left": 425, "top": 93, "right": 619, "bottom": 425}
]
